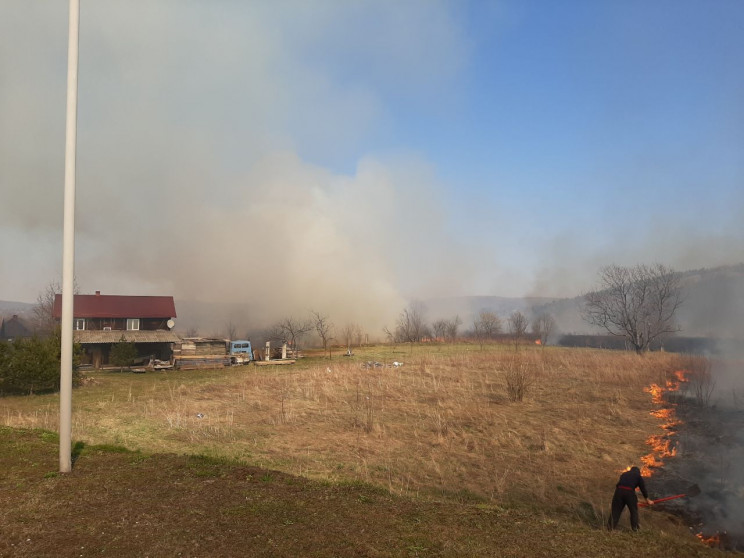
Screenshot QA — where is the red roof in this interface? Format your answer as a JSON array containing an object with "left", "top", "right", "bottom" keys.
[{"left": 52, "top": 293, "right": 177, "bottom": 319}]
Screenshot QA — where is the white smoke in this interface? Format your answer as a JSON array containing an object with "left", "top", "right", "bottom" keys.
[
  {"left": 0, "top": 1, "right": 472, "bottom": 331},
  {"left": 2, "top": 1, "right": 744, "bottom": 334}
]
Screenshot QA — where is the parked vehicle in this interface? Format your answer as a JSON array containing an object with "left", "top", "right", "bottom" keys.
[
  {"left": 173, "top": 338, "right": 253, "bottom": 370},
  {"left": 228, "top": 340, "right": 253, "bottom": 365}
]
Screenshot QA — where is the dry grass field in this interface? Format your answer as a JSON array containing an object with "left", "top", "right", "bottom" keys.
[{"left": 0, "top": 344, "right": 725, "bottom": 556}]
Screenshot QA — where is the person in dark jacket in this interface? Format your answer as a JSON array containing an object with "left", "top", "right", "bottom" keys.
[{"left": 609, "top": 466, "right": 653, "bottom": 530}]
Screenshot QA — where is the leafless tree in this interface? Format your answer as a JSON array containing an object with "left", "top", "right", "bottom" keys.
[
  {"left": 394, "top": 301, "right": 428, "bottom": 343},
  {"left": 354, "top": 325, "right": 365, "bottom": 347},
  {"left": 225, "top": 321, "right": 237, "bottom": 340},
  {"left": 445, "top": 315, "right": 462, "bottom": 342},
  {"left": 311, "top": 310, "right": 334, "bottom": 358},
  {"left": 583, "top": 263, "right": 682, "bottom": 354},
  {"left": 32, "top": 279, "right": 79, "bottom": 335},
  {"left": 273, "top": 316, "right": 312, "bottom": 354},
  {"left": 508, "top": 311, "right": 529, "bottom": 350},
  {"left": 432, "top": 319, "right": 447, "bottom": 341},
  {"left": 473, "top": 310, "right": 501, "bottom": 349},
  {"left": 340, "top": 322, "right": 363, "bottom": 351},
  {"left": 531, "top": 313, "right": 556, "bottom": 346},
  {"left": 340, "top": 323, "right": 354, "bottom": 351},
  {"left": 382, "top": 326, "right": 395, "bottom": 344}
]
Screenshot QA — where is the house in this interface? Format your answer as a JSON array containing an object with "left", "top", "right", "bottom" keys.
[
  {"left": 0, "top": 314, "right": 33, "bottom": 341},
  {"left": 52, "top": 291, "right": 180, "bottom": 368}
]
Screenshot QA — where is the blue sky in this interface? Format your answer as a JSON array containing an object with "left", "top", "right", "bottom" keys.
[{"left": 1, "top": 0, "right": 743, "bottom": 329}]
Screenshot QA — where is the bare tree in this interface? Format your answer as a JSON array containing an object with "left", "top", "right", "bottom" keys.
[
  {"left": 382, "top": 326, "right": 395, "bottom": 344},
  {"left": 394, "top": 301, "right": 428, "bottom": 343},
  {"left": 340, "top": 322, "right": 363, "bottom": 350},
  {"left": 507, "top": 311, "right": 529, "bottom": 350},
  {"left": 531, "top": 313, "right": 556, "bottom": 346},
  {"left": 583, "top": 263, "right": 682, "bottom": 354},
  {"left": 445, "top": 315, "right": 462, "bottom": 342},
  {"left": 33, "top": 279, "right": 79, "bottom": 335},
  {"left": 473, "top": 310, "right": 501, "bottom": 349},
  {"left": 311, "top": 310, "right": 334, "bottom": 358},
  {"left": 354, "top": 324, "right": 365, "bottom": 347},
  {"left": 432, "top": 319, "right": 447, "bottom": 341},
  {"left": 430, "top": 315, "right": 461, "bottom": 343},
  {"left": 273, "top": 316, "right": 312, "bottom": 355},
  {"left": 340, "top": 323, "right": 354, "bottom": 352},
  {"left": 224, "top": 321, "right": 237, "bottom": 340}
]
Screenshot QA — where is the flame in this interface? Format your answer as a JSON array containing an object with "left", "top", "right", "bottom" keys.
[
  {"left": 643, "top": 383, "right": 664, "bottom": 404},
  {"left": 641, "top": 370, "right": 688, "bottom": 476},
  {"left": 535, "top": 339, "right": 541, "bottom": 345},
  {"left": 645, "top": 435, "right": 677, "bottom": 458},
  {"left": 640, "top": 434, "right": 676, "bottom": 475},
  {"left": 650, "top": 408, "right": 673, "bottom": 419},
  {"left": 650, "top": 408, "right": 680, "bottom": 430},
  {"left": 696, "top": 533, "right": 721, "bottom": 547}
]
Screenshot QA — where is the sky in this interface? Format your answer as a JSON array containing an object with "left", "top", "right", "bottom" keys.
[{"left": 1, "top": 0, "right": 743, "bottom": 330}]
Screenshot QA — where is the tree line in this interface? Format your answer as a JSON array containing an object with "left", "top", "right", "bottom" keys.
[{"left": 383, "top": 300, "right": 556, "bottom": 349}]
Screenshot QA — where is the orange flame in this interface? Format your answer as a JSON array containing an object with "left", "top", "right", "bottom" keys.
[
  {"left": 650, "top": 408, "right": 673, "bottom": 420},
  {"left": 643, "top": 383, "right": 664, "bottom": 404},
  {"left": 696, "top": 533, "right": 721, "bottom": 547},
  {"left": 641, "top": 370, "right": 688, "bottom": 476}
]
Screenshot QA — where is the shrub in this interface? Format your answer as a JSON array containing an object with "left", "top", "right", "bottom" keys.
[
  {"left": 505, "top": 360, "right": 533, "bottom": 402},
  {"left": 110, "top": 339, "right": 138, "bottom": 369},
  {"left": 683, "top": 354, "right": 715, "bottom": 407},
  {"left": 0, "top": 331, "right": 81, "bottom": 395}
]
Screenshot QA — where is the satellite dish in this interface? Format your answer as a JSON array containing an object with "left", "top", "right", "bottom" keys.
[{"left": 167, "top": 319, "right": 175, "bottom": 329}]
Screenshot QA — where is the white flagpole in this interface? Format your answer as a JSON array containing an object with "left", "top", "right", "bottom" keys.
[{"left": 60, "top": 0, "right": 80, "bottom": 473}]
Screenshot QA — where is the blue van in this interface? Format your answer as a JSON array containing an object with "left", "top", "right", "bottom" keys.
[{"left": 228, "top": 340, "right": 253, "bottom": 365}]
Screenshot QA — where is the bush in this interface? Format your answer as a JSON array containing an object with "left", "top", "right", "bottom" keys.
[
  {"left": 682, "top": 354, "right": 715, "bottom": 407},
  {"left": 110, "top": 339, "right": 138, "bottom": 369},
  {"left": 505, "top": 360, "right": 533, "bottom": 402},
  {"left": 0, "top": 331, "right": 81, "bottom": 395}
]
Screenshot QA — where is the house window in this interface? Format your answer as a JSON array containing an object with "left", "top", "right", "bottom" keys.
[
  {"left": 126, "top": 319, "right": 140, "bottom": 331},
  {"left": 74, "top": 319, "right": 85, "bottom": 331}
]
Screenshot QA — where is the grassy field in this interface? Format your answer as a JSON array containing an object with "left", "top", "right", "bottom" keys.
[{"left": 0, "top": 344, "right": 726, "bottom": 556}]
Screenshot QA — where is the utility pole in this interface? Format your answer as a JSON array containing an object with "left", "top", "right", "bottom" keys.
[{"left": 60, "top": 0, "right": 80, "bottom": 473}]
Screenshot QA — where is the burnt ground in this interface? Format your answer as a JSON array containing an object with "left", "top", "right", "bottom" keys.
[{"left": 647, "top": 392, "right": 744, "bottom": 552}]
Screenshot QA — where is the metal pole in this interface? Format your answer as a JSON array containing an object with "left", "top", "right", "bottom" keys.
[{"left": 60, "top": 0, "right": 80, "bottom": 473}]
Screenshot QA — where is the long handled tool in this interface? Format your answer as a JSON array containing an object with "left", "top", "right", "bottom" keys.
[
  {"left": 639, "top": 484, "right": 701, "bottom": 507},
  {"left": 640, "top": 494, "right": 685, "bottom": 507}
]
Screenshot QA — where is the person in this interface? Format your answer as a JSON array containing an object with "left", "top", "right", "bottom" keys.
[{"left": 609, "top": 466, "right": 653, "bottom": 531}]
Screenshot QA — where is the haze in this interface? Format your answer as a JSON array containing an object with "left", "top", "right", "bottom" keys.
[{"left": 2, "top": 1, "right": 743, "bottom": 331}]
